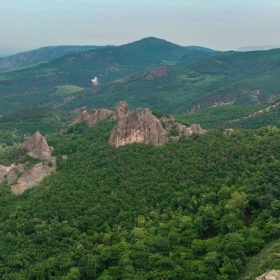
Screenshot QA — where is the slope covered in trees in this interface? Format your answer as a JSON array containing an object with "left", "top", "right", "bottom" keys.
[
  {"left": 1, "top": 116, "right": 280, "bottom": 279},
  {"left": 0, "top": 45, "right": 110, "bottom": 73},
  {"left": 0, "top": 37, "right": 239, "bottom": 115},
  {"left": 53, "top": 48, "right": 280, "bottom": 114}
]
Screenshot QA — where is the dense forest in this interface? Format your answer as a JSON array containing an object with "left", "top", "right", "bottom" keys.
[{"left": 1, "top": 117, "right": 280, "bottom": 279}]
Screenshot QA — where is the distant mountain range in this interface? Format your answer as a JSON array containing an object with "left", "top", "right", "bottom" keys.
[
  {"left": 185, "top": 46, "right": 218, "bottom": 52},
  {"left": 237, "top": 45, "right": 279, "bottom": 51},
  {"left": 0, "top": 45, "right": 113, "bottom": 73},
  {"left": 0, "top": 37, "right": 280, "bottom": 117}
]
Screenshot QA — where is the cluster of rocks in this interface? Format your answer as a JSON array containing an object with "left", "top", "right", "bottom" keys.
[
  {"left": 0, "top": 131, "right": 56, "bottom": 195},
  {"left": 75, "top": 101, "right": 206, "bottom": 147}
]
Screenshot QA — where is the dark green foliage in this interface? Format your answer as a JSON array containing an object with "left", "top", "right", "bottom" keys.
[
  {"left": 0, "top": 106, "right": 74, "bottom": 146},
  {"left": 0, "top": 120, "right": 280, "bottom": 278}
]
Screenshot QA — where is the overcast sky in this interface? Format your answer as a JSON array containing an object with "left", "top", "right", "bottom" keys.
[{"left": 1, "top": 0, "right": 280, "bottom": 54}]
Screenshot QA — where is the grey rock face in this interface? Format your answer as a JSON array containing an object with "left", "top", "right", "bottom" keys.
[
  {"left": 109, "top": 108, "right": 167, "bottom": 147},
  {"left": 20, "top": 131, "right": 54, "bottom": 160},
  {"left": 111, "top": 101, "right": 130, "bottom": 120},
  {"left": 88, "top": 108, "right": 112, "bottom": 125},
  {"left": 74, "top": 106, "right": 90, "bottom": 123}
]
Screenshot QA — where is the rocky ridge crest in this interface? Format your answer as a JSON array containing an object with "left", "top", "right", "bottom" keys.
[{"left": 75, "top": 101, "right": 206, "bottom": 147}]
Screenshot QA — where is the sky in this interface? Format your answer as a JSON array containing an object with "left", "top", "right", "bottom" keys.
[{"left": 1, "top": 0, "right": 280, "bottom": 54}]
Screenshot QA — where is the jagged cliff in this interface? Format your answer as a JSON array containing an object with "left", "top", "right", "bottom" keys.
[
  {"left": 75, "top": 101, "right": 206, "bottom": 147},
  {"left": 0, "top": 131, "right": 56, "bottom": 195}
]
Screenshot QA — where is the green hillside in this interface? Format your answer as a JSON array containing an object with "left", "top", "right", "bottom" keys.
[
  {"left": 0, "top": 37, "right": 236, "bottom": 115},
  {"left": 1, "top": 116, "right": 280, "bottom": 279},
  {"left": 0, "top": 45, "right": 110, "bottom": 73},
  {"left": 52, "top": 48, "right": 280, "bottom": 115}
]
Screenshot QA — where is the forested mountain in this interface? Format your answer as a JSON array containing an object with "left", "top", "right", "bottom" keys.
[
  {"left": 0, "top": 37, "right": 236, "bottom": 115},
  {"left": 46, "top": 48, "right": 280, "bottom": 115},
  {"left": 0, "top": 45, "right": 111, "bottom": 73},
  {"left": 1, "top": 110, "right": 280, "bottom": 279}
]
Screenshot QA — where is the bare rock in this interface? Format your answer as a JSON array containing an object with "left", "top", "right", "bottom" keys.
[
  {"left": 88, "top": 108, "right": 113, "bottom": 125},
  {"left": 109, "top": 108, "right": 167, "bottom": 147},
  {"left": 74, "top": 101, "right": 129, "bottom": 126},
  {"left": 111, "top": 101, "right": 130, "bottom": 121},
  {"left": 255, "top": 270, "right": 280, "bottom": 280},
  {"left": 75, "top": 106, "right": 90, "bottom": 123},
  {"left": 75, "top": 106, "right": 113, "bottom": 125},
  {"left": 11, "top": 157, "right": 56, "bottom": 195},
  {"left": 161, "top": 117, "right": 206, "bottom": 139},
  {"left": 20, "top": 131, "right": 54, "bottom": 160},
  {"left": 223, "top": 128, "right": 234, "bottom": 136},
  {"left": 0, "top": 164, "right": 21, "bottom": 184}
]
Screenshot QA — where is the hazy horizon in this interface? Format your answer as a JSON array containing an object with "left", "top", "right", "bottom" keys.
[{"left": 1, "top": 0, "right": 280, "bottom": 55}]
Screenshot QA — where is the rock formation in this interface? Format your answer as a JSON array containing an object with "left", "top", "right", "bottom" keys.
[
  {"left": 11, "top": 158, "right": 56, "bottom": 195},
  {"left": 20, "top": 131, "right": 54, "bottom": 160},
  {"left": 255, "top": 270, "right": 280, "bottom": 280},
  {"left": 109, "top": 108, "right": 167, "bottom": 147},
  {"left": 0, "top": 164, "right": 24, "bottom": 185},
  {"left": 88, "top": 108, "right": 112, "bottom": 125},
  {"left": 74, "top": 101, "right": 130, "bottom": 125},
  {"left": 0, "top": 131, "right": 57, "bottom": 194},
  {"left": 75, "top": 106, "right": 113, "bottom": 125},
  {"left": 74, "top": 106, "right": 91, "bottom": 123},
  {"left": 160, "top": 116, "right": 206, "bottom": 139},
  {"left": 111, "top": 101, "right": 130, "bottom": 120},
  {"left": 74, "top": 101, "right": 206, "bottom": 147}
]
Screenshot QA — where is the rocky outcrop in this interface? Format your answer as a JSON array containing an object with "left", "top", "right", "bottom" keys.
[
  {"left": 75, "top": 101, "right": 129, "bottom": 125},
  {"left": 88, "top": 108, "right": 112, "bottom": 125},
  {"left": 255, "top": 270, "right": 280, "bottom": 280},
  {"left": 0, "top": 164, "right": 24, "bottom": 185},
  {"left": 11, "top": 157, "right": 56, "bottom": 195},
  {"left": 109, "top": 108, "right": 167, "bottom": 147},
  {"left": 75, "top": 101, "right": 206, "bottom": 147},
  {"left": 0, "top": 131, "right": 57, "bottom": 194},
  {"left": 75, "top": 106, "right": 113, "bottom": 125},
  {"left": 74, "top": 106, "right": 91, "bottom": 123},
  {"left": 111, "top": 101, "right": 130, "bottom": 120},
  {"left": 161, "top": 116, "right": 206, "bottom": 139},
  {"left": 20, "top": 131, "right": 54, "bottom": 160}
]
